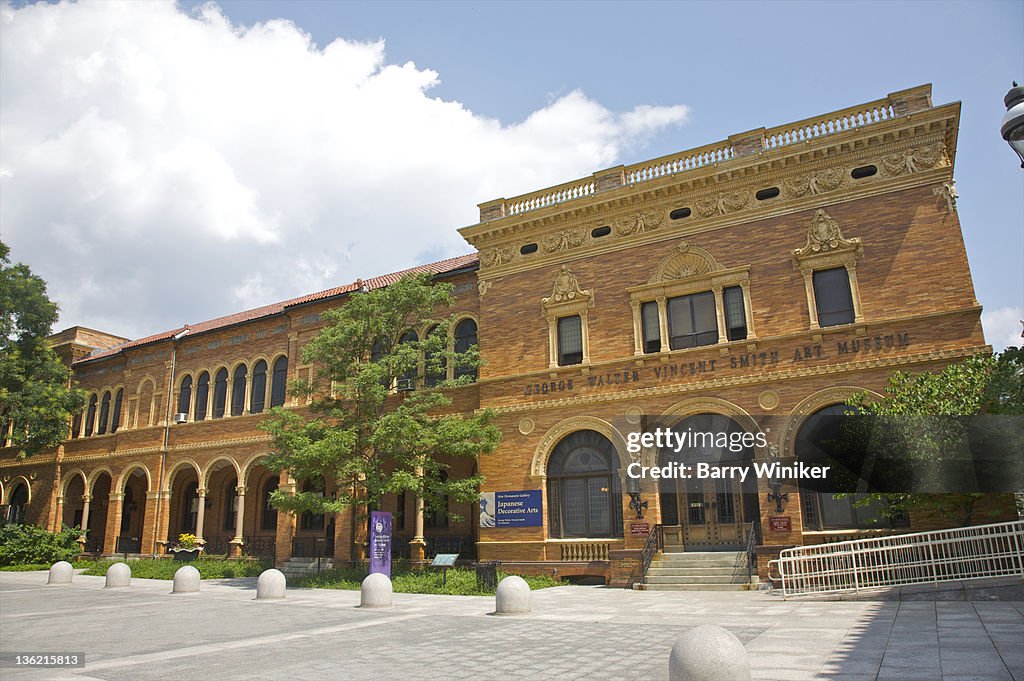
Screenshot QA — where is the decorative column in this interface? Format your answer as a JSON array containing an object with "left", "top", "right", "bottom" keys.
[
  {"left": 274, "top": 472, "right": 296, "bottom": 568},
  {"left": 154, "top": 490, "right": 172, "bottom": 554},
  {"left": 79, "top": 494, "right": 92, "bottom": 549},
  {"left": 195, "top": 488, "right": 207, "bottom": 542},
  {"left": 630, "top": 300, "right": 644, "bottom": 355},
  {"left": 141, "top": 490, "right": 159, "bottom": 555},
  {"left": 657, "top": 297, "right": 670, "bottom": 351},
  {"left": 410, "top": 469, "right": 426, "bottom": 562},
  {"left": 105, "top": 492, "right": 124, "bottom": 555},
  {"left": 229, "top": 485, "right": 245, "bottom": 558},
  {"left": 713, "top": 286, "right": 728, "bottom": 344}
]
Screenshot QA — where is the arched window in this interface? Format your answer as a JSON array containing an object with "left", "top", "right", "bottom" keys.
[
  {"left": 371, "top": 338, "right": 391, "bottom": 389},
  {"left": 261, "top": 476, "right": 279, "bottom": 530},
  {"left": 547, "top": 430, "right": 622, "bottom": 538},
  {"left": 269, "top": 357, "right": 288, "bottom": 408},
  {"left": 178, "top": 375, "right": 192, "bottom": 418},
  {"left": 231, "top": 364, "right": 247, "bottom": 416},
  {"left": 111, "top": 389, "right": 123, "bottom": 433},
  {"left": 224, "top": 478, "right": 238, "bottom": 531},
  {"left": 397, "top": 330, "right": 418, "bottom": 389},
  {"left": 180, "top": 482, "right": 198, "bottom": 534},
  {"left": 299, "top": 476, "right": 325, "bottom": 530},
  {"left": 454, "top": 319, "right": 478, "bottom": 381},
  {"left": 195, "top": 373, "right": 210, "bottom": 421},
  {"left": 796, "top": 405, "right": 908, "bottom": 531},
  {"left": 424, "top": 325, "right": 445, "bottom": 388},
  {"left": 7, "top": 483, "right": 28, "bottom": 524},
  {"left": 212, "top": 369, "right": 228, "bottom": 419},
  {"left": 250, "top": 360, "right": 268, "bottom": 414},
  {"left": 98, "top": 391, "right": 111, "bottom": 435},
  {"left": 71, "top": 411, "right": 82, "bottom": 439},
  {"left": 84, "top": 394, "right": 98, "bottom": 437}
]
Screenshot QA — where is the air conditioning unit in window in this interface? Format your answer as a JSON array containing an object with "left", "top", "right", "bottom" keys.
[
  {"left": 173, "top": 413, "right": 188, "bottom": 424},
  {"left": 396, "top": 379, "right": 416, "bottom": 392}
]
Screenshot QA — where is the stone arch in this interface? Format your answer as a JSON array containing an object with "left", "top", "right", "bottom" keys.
[
  {"left": 60, "top": 468, "right": 88, "bottom": 497},
  {"left": 778, "top": 386, "right": 884, "bottom": 458},
  {"left": 240, "top": 452, "right": 274, "bottom": 486},
  {"left": 116, "top": 463, "right": 153, "bottom": 493},
  {"left": 530, "top": 416, "right": 629, "bottom": 480},
  {"left": 87, "top": 466, "right": 115, "bottom": 493},
  {"left": 201, "top": 456, "right": 241, "bottom": 489},
  {"left": 162, "top": 458, "right": 202, "bottom": 491},
  {"left": 6, "top": 475, "right": 32, "bottom": 504},
  {"left": 649, "top": 241, "right": 726, "bottom": 284},
  {"left": 658, "top": 396, "right": 766, "bottom": 459}
]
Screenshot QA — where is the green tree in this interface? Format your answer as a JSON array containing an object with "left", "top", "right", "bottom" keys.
[
  {"left": 846, "top": 351, "right": 1022, "bottom": 525},
  {"left": 259, "top": 274, "right": 501, "bottom": 538},
  {"left": 0, "top": 240, "right": 85, "bottom": 455}
]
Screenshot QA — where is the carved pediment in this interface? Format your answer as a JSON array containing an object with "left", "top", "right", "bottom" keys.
[
  {"left": 542, "top": 265, "right": 592, "bottom": 309},
  {"left": 649, "top": 241, "right": 724, "bottom": 284},
  {"left": 792, "top": 210, "right": 863, "bottom": 263}
]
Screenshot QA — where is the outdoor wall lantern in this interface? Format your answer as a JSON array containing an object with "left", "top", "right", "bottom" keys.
[
  {"left": 767, "top": 478, "right": 788, "bottom": 514},
  {"left": 1002, "top": 82, "right": 1024, "bottom": 168},
  {"left": 626, "top": 477, "right": 648, "bottom": 519}
]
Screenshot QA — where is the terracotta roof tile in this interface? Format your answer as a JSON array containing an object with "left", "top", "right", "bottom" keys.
[{"left": 74, "top": 252, "right": 479, "bottom": 366}]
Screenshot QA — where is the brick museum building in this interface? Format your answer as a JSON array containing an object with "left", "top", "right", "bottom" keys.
[{"left": 1, "top": 84, "right": 1014, "bottom": 586}]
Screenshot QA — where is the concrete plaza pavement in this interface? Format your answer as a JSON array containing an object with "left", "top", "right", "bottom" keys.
[{"left": 1, "top": 570, "right": 1021, "bottom": 681}]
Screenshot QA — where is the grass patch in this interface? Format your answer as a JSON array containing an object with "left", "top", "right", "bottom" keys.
[
  {"left": 77, "top": 557, "right": 269, "bottom": 580},
  {"left": 293, "top": 562, "right": 565, "bottom": 595},
  {"left": 1, "top": 560, "right": 96, "bottom": 571}
]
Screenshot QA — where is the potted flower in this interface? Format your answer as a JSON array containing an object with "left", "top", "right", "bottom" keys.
[{"left": 171, "top": 533, "right": 203, "bottom": 562}]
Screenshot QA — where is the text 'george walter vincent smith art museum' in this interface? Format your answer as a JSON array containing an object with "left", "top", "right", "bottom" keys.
[{"left": 1, "top": 83, "right": 1016, "bottom": 588}]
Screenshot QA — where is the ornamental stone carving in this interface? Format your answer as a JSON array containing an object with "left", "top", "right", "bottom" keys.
[
  {"left": 933, "top": 181, "right": 958, "bottom": 213},
  {"left": 792, "top": 210, "right": 863, "bottom": 261},
  {"left": 481, "top": 245, "right": 515, "bottom": 268},
  {"left": 542, "top": 228, "right": 586, "bottom": 253},
  {"left": 613, "top": 210, "right": 663, "bottom": 236},
  {"left": 649, "top": 241, "right": 724, "bottom": 284},
  {"left": 695, "top": 190, "right": 750, "bottom": 218},
  {"left": 784, "top": 167, "right": 845, "bottom": 198},
  {"left": 880, "top": 142, "right": 948, "bottom": 176},
  {"left": 542, "top": 265, "right": 592, "bottom": 306}
]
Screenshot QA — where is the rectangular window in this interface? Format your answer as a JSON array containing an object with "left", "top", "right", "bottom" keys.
[
  {"left": 641, "top": 301, "right": 661, "bottom": 353},
  {"left": 813, "top": 267, "right": 855, "bottom": 327},
  {"left": 667, "top": 291, "right": 718, "bottom": 350},
  {"left": 723, "top": 286, "right": 747, "bottom": 341},
  {"left": 557, "top": 315, "right": 583, "bottom": 366}
]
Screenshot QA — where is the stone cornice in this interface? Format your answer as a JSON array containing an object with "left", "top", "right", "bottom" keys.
[{"left": 464, "top": 104, "right": 958, "bottom": 280}]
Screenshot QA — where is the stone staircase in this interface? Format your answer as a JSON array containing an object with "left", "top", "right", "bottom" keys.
[
  {"left": 279, "top": 557, "right": 334, "bottom": 580},
  {"left": 641, "top": 551, "right": 753, "bottom": 591}
]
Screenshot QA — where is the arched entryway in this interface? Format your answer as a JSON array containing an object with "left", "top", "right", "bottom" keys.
[
  {"left": 88, "top": 472, "right": 112, "bottom": 554},
  {"left": 62, "top": 473, "right": 87, "bottom": 529},
  {"left": 165, "top": 463, "right": 200, "bottom": 550},
  {"left": 657, "top": 414, "right": 760, "bottom": 551},
  {"left": 546, "top": 430, "right": 623, "bottom": 539},
  {"left": 6, "top": 481, "right": 29, "bottom": 524},
  {"left": 118, "top": 468, "right": 149, "bottom": 554}
]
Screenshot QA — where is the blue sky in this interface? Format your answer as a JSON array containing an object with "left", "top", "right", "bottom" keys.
[{"left": 2, "top": 0, "right": 1022, "bottom": 349}]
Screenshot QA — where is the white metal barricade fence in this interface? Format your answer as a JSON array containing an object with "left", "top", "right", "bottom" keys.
[{"left": 768, "top": 520, "right": 1024, "bottom": 598}]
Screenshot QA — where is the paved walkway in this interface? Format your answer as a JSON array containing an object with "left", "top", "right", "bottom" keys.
[{"left": 1, "top": 571, "right": 1021, "bottom": 680}]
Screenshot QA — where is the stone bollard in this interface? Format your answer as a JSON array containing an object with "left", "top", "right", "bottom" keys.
[
  {"left": 495, "top": 575, "right": 531, "bottom": 615},
  {"left": 255, "top": 569, "right": 286, "bottom": 600},
  {"left": 172, "top": 565, "right": 201, "bottom": 593},
  {"left": 105, "top": 562, "right": 131, "bottom": 588},
  {"left": 669, "top": 624, "right": 752, "bottom": 681},
  {"left": 359, "top": 572, "right": 392, "bottom": 608},
  {"left": 47, "top": 561, "right": 74, "bottom": 585}
]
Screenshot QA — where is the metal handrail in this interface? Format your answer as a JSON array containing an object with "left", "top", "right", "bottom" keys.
[
  {"left": 744, "top": 521, "right": 759, "bottom": 582},
  {"left": 769, "top": 520, "right": 1024, "bottom": 598},
  {"left": 626, "top": 524, "right": 663, "bottom": 589}
]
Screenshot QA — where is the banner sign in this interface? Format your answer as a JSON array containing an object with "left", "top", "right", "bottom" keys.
[
  {"left": 369, "top": 511, "right": 392, "bottom": 577},
  {"left": 479, "top": 490, "right": 543, "bottom": 527}
]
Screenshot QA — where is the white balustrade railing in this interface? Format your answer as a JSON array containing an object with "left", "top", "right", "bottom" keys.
[
  {"left": 506, "top": 178, "right": 596, "bottom": 215},
  {"left": 624, "top": 141, "right": 735, "bottom": 184},
  {"left": 764, "top": 100, "right": 895, "bottom": 150},
  {"left": 769, "top": 520, "right": 1024, "bottom": 598}
]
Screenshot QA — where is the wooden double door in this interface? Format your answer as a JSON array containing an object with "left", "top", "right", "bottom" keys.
[{"left": 661, "top": 476, "right": 746, "bottom": 550}]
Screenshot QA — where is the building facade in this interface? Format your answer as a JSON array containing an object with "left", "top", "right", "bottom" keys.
[{"left": 1, "top": 84, "right": 1013, "bottom": 584}]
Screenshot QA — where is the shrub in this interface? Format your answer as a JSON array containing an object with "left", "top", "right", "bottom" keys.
[
  {"left": 293, "top": 562, "right": 565, "bottom": 595},
  {"left": 0, "top": 523, "right": 82, "bottom": 567},
  {"left": 78, "top": 557, "right": 269, "bottom": 579}
]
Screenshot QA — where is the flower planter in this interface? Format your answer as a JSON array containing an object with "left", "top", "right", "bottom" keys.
[{"left": 172, "top": 548, "right": 201, "bottom": 562}]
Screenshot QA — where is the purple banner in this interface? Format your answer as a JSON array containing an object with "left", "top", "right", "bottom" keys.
[{"left": 369, "top": 511, "right": 392, "bottom": 577}]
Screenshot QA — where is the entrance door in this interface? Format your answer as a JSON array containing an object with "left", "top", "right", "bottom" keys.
[{"left": 679, "top": 475, "right": 745, "bottom": 550}]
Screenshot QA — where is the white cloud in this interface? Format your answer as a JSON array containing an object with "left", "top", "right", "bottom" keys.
[
  {"left": 981, "top": 306, "right": 1023, "bottom": 353},
  {"left": 0, "top": 0, "right": 689, "bottom": 339}
]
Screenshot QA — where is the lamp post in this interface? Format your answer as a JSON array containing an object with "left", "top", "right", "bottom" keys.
[{"left": 1001, "top": 82, "right": 1024, "bottom": 168}]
